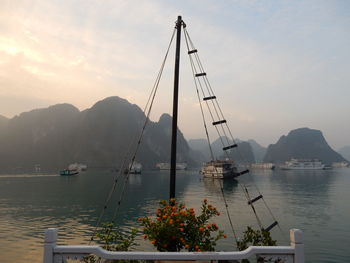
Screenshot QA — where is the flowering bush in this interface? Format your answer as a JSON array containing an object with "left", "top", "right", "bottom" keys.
[{"left": 139, "top": 198, "right": 226, "bottom": 252}]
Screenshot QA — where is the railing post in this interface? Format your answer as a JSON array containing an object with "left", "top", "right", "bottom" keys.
[
  {"left": 290, "top": 229, "right": 304, "bottom": 263},
  {"left": 43, "top": 228, "right": 58, "bottom": 263}
]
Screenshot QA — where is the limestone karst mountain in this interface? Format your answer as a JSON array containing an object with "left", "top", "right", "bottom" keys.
[
  {"left": 263, "top": 127, "right": 347, "bottom": 164},
  {"left": 0, "top": 97, "right": 196, "bottom": 172}
]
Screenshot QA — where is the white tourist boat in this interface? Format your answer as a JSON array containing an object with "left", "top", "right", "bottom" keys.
[
  {"left": 156, "top": 162, "right": 187, "bottom": 170},
  {"left": 68, "top": 163, "right": 87, "bottom": 171},
  {"left": 125, "top": 162, "right": 142, "bottom": 174},
  {"left": 251, "top": 162, "right": 275, "bottom": 170},
  {"left": 281, "top": 158, "right": 325, "bottom": 170},
  {"left": 332, "top": 161, "right": 349, "bottom": 168},
  {"left": 200, "top": 160, "right": 240, "bottom": 179}
]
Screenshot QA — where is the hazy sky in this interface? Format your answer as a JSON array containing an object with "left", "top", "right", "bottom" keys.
[{"left": 1, "top": 0, "right": 349, "bottom": 149}]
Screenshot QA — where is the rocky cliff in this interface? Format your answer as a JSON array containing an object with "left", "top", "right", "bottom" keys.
[
  {"left": 0, "top": 97, "right": 196, "bottom": 172},
  {"left": 263, "top": 127, "right": 347, "bottom": 164}
]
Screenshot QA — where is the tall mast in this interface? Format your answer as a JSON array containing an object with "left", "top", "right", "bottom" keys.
[{"left": 170, "top": 16, "right": 182, "bottom": 199}]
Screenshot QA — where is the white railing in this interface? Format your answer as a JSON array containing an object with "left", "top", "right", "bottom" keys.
[{"left": 43, "top": 228, "right": 304, "bottom": 263}]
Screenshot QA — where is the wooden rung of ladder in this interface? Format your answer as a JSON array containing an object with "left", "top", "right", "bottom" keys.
[
  {"left": 264, "top": 221, "right": 278, "bottom": 232},
  {"left": 188, "top": 49, "right": 197, "bottom": 54},
  {"left": 248, "top": 194, "right": 263, "bottom": 205},
  {"left": 203, "top": 96, "right": 216, "bottom": 101},
  {"left": 195, "top": 73, "right": 206, "bottom": 77},
  {"left": 212, "top": 120, "right": 226, "bottom": 125},
  {"left": 238, "top": 169, "right": 250, "bottom": 176},
  {"left": 223, "top": 144, "right": 237, "bottom": 151}
]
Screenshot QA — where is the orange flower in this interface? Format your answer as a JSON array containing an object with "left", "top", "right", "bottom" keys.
[
  {"left": 195, "top": 245, "right": 199, "bottom": 249},
  {"left": 163, "top": 215, "right": 167, "bottom": 219},
  {"left": 199, "top": 227, "right": 204, "bottom": 232},
  {"left": 157, "top": 217, "right": 161, "bottom": 221},
  {"left": 185, "top": 244, "right": 189, "bottom": 249},
  {"left": 180, "top": 228, "right": 184, "bottom": 232},
  {"left": 206, "top": 224, "right": 211, "bottom": 229},
  {"left": 223, "top": 234, "right": 228, "bottom": 238},
  {"left": 151, "top": 240, "right": 156, "bottom": 244},
  {"left": 169, "top": 219, "right": 174, "bottom": 224}
]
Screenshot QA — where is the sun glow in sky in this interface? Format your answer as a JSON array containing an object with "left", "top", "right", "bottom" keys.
[{"left": 0, "top": 0, "right": 349, "bottom": 148}]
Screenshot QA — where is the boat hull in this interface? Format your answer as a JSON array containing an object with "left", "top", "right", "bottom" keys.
[
  {"left": 60, "top": 169, "right": 79, "bottom": 176},
  {"left": 281, "top": 167, "right": 325, "bottom": 170}
]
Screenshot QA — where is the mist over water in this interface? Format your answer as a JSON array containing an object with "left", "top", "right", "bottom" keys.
[{"left": 0, "top": 168, "right": 349, "bottom": 262}]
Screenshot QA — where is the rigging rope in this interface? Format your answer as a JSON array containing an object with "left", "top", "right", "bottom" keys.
[
  {"left": 89, "top": 27, "right": 176, "bottom": 243},
  {"left": 184, "top": 28, "right": 239, "bottom": 247},
  {"left": 111, "top": 26, "right": 175, "bottom": 223},
  {"left": 183, "top": 26, "right": 287, "bottom": 242}
]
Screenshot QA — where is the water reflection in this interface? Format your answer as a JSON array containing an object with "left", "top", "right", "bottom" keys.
[
  {"left": 0, "top": 168, "right": 349, "bottom": 263},
  {"left": 202, "top": 177, "right": 238, "bottom": 193}
]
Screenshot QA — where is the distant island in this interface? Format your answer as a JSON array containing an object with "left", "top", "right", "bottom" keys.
[
  {"left": 263, "top": 128, "right": 347, "bottom": 165},
  {"left": 0, "top": 97, "right": 348, "bottom": 173},
  {"left": 0, "top": 97, "right": 195, "bottom": 172}
]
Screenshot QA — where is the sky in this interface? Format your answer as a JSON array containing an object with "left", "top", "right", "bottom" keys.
[{"left": 0, "top": 0, "right": 349, "bottom": 149}]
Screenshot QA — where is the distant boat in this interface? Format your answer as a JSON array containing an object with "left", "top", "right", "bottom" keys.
[
  {"left": 332, "top": 161, "right": 349, "bottom": 168},
  {"left": 281, "top": 158, "right": 325, "bottom": 170},
  {"left": 200, "top": 160, "right": 241, "bottom": 179},
  {"left": 250, "top": 162, "right": 275, "bottom": 170},
  {"left": 60, "top": 162, "right": 86, "bottom": 176},
  {"left": 34, "top": 164, "right": 41, "bottom": 173},
  {"left": 60, "top": 169, "right": 79, "bottom": 176},
  {"left": 125, "top": 162, "right": 142, "bottom": 174},
  {"left": 156, "top": 162, "right": 187, "bottom": 170},
  {"left": 68, "top": 163, "right": 87, "bottom": 172}
]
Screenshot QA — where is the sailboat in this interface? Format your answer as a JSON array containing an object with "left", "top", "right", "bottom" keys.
[{"left": 43, "top": 16, "right": 304, "bottom": 263}]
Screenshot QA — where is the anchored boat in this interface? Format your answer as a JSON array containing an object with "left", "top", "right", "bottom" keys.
[
  {"left": 281, "top": 158, "right": 325, "bottom": 170},
  {"left": 125, "top": 162, "right": 142, "bottom": 174},
  {"left": 59, "top": 169, "right": 79, "bottom": 176},
  {"left": 156, "top": 162, "right": 187, "bottom": 170},
  {"left": 201, "top": 160, "right": 239, "bottom": 179}
]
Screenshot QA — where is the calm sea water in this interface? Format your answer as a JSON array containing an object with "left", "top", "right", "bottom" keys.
[{"left": 0, "top": 168, "right": 349, "bottom": 262}]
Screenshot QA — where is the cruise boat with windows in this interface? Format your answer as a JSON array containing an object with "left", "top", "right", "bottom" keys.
[
  {"left": 156, "top": 162, "right": 187, "bottom": 170},
  {"left": 201, "top": 160, "right": 241, "bottom": 179},
  {"left": 250, "top": 162, "right": 275, "bottom": 170},
  {"left": 281, "top": 158, "right": 325, "bottom": 170}
]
